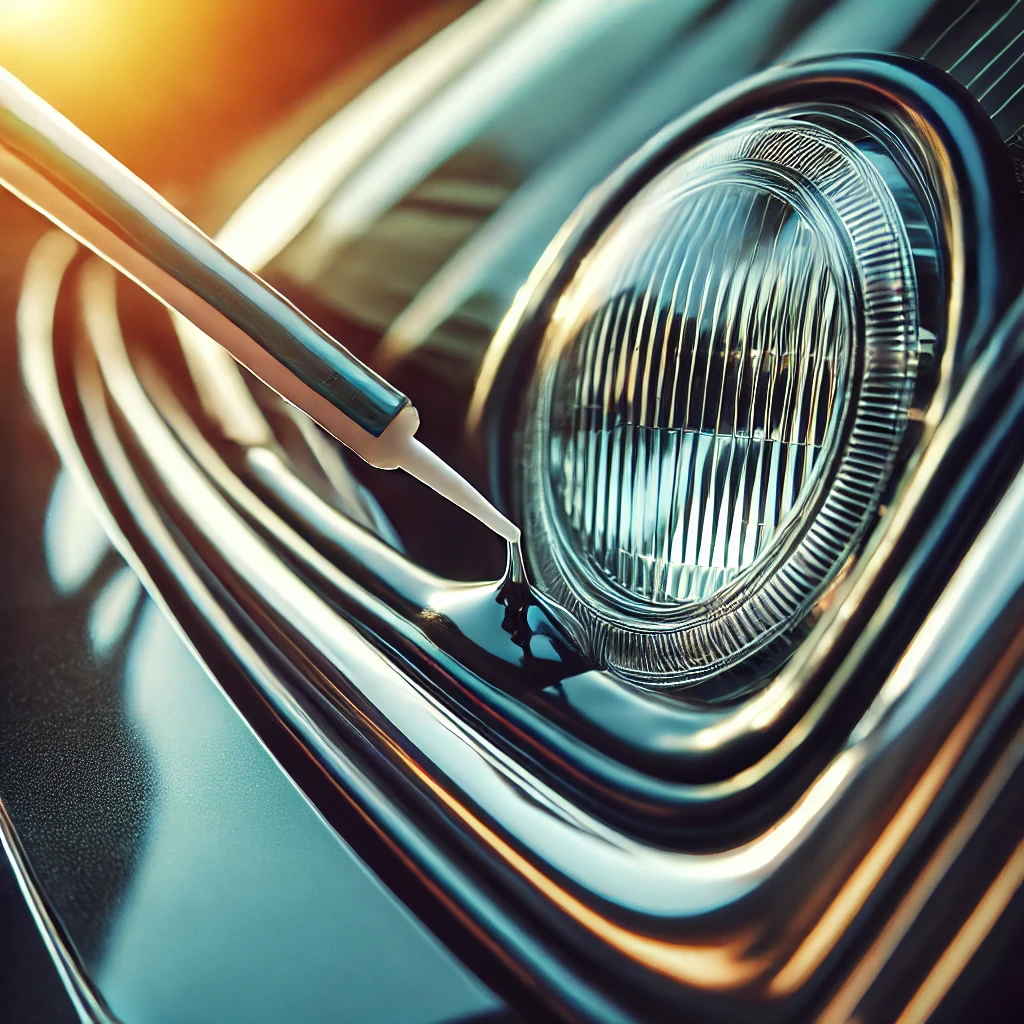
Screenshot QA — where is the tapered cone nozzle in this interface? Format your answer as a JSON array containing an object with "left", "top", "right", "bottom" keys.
[{"left": 396, "top": 436, "right": 521, "bottom": 544}]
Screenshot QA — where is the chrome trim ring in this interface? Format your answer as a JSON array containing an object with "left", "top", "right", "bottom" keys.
[{"left": 523, "top": 112, "right": 921, "bottom": 687}]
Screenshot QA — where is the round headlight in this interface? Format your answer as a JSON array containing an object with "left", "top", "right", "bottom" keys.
[{"left": 522, "top": 111, "right": 935, "bottom": 689}]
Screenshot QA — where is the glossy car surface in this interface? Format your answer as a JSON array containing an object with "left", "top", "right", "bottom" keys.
[{"left": 3, "top": 2, "right": 1024, "bottom": 1022}]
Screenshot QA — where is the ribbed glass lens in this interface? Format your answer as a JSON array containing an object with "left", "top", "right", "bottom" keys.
[
  {"left": 523, "top": 113, "right": 925, "bottom": 687},
  {"left": 550, "top": 177, "right": 850, "bottom": 605}
]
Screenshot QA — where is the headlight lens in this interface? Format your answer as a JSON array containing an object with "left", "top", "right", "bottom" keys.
[{"left": 522, "top": 111, "right": 937, "bottom": 689}]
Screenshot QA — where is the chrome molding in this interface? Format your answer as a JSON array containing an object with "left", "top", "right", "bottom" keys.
[
  {"left": 18, "top": 222, "right": 1024, "bottom": 1019},
  {"left": 15, "top": 13, "right": 1024, "bottom": 1022}
]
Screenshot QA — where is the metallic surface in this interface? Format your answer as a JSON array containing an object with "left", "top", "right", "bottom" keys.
[
  {"left": 7, "top": 2, "right": 1024, "bottom": 1021},
  {"left": 4, "top": 233, "right": 509, "bottom": 1024},
  {"left": 39, "top": 232, "right": 1024, "bottom": 1020}
]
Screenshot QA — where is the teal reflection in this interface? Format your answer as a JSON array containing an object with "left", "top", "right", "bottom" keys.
[
  {"left": 87, "top": 565, "right": 142, "bottom": 657},
  {"left": 97, "top": 600, "right": 499, "bottom": 1024}
]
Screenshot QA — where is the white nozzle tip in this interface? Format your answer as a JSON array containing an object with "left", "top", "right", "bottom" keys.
[{"left": 395, "top": 436, "right": 521, "bottom": 544}]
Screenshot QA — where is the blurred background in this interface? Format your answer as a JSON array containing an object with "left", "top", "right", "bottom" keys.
[
  {"left": 0, "top": 0, "right": 434, "bottom": 186},
  {"left": 0, "top": 2, "right": 431, "bottom": 1017}
]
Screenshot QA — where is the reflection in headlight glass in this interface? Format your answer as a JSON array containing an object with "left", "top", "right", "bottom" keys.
[{"left": 550, "top": 177, "right": 850, "bottom": 605}]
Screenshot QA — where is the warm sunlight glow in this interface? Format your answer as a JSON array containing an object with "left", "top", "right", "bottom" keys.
[
  {"left": 0, "top": 0, "right": 72, "bottom": 31},
  {"left": 0, "top": 0, "right": 126, "bottom": 70},
  {"left": 0, "top": 0, "right": 189, "bottom": 178},
  {"left": 0, "top": 0, "right": 426, "bottom": 190}
]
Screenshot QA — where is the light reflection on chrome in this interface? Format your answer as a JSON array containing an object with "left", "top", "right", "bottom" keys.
[
  {"left": 96, "top": 602, "right": 500, "bottom": 1024},
  {"left": 44, "top": 467, "right": 111, "bottom": 596},
  {"left": 40, "top": 248, "right": 1024, "bottom": 1014},
  {"left": 87, "top": 565, "right": 142, "bottom": 657}
]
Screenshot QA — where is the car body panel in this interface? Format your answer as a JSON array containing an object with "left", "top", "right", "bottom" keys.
[{"left": 4, "top": 2, "right": 1024, "bottom": 1022}]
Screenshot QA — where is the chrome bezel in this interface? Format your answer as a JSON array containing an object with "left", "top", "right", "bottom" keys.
[{"left": 522, "top": 110, "right": 924, "bottom": 687}]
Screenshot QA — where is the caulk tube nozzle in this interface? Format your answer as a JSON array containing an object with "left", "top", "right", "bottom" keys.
[
  {"left": 0, "top": 67, "right": 519, "bottom": 544},
  {"left": 399, "top": 437, "right": 521, "bottom": 545},
  {"left": 389, "top": 423, "right": 521, "bottom": 545},
  {"left": 300, "top": 399, "right": 520, "bottom": 544}
]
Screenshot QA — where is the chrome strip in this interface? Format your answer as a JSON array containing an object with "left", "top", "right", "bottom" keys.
[
  {"left": 38, "top": 249, "right": 1024, "bottom": 1017},
  {"left": 11, "top": 231, "right": 123, "bottom": 1024}
]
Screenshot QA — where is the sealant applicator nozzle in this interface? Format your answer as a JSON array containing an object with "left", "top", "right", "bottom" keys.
[
  {"left": 395, "top": 435, "right": 521, "bottom": 545},
  {"left": 0, "top": 66, "right": 521, "bottom": 546}
]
